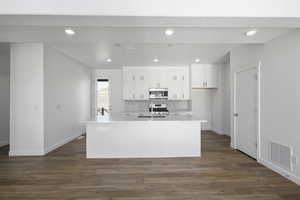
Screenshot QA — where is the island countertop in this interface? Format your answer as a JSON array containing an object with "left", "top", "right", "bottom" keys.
[
  {"left": 85, "top": 112, "right": 204, "bottom": 158},
  {"left": 84, "top": 113, "right": 207, "bottom": 123}
]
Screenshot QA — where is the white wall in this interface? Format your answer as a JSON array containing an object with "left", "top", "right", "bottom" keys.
[
  {"left": 10, "top": 43, "right": 91, "bottom": 155},
  {"left": 191, "top": 90, "right": 212, "bottom": 130},
  {"left": 1, "top": 0, "right": 300, "bottom": 17},
  {"left": 230, "top": 30, "right": 300, "bottom": 184},
  {"left": 260, "top": 30, "right": 300, "bottom": 184},
  {"left": 10, "top": 43, "right": 45, "bottom": 155},
  {"left": 211, "top": 63, "right": 230, "bottom": 136},
  {"left": 44, "top": 46, "right": 91, "bottom": 153},
  {"left": 191, "top": 63, "right": 231, "bottom": 133},
  {"left": 94, "top": 69, "right": 124, "bottom": 115},
  {"left": 0, "top": 47, "right": 10, "bottom": 147}
]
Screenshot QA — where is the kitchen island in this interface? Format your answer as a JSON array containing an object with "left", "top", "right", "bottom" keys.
[{"left": 85, "top": 114, "right": 207, "bottom": 158}]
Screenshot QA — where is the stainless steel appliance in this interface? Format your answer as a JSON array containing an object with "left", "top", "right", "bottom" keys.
[
  {"left": 149, "top": 88, "right": 168, "bottom": 99},
  {"left": 149, "top": 103, "right": 169, "bottom": 115}
]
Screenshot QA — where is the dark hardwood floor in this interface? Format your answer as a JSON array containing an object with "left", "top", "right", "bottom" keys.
[{"left": 0, "top": 131, "right": 299, "bottom": 199}]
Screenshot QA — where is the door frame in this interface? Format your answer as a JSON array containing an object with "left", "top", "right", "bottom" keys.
[{"left": 233, "top": 62, "right": 261, "bottom": 160}]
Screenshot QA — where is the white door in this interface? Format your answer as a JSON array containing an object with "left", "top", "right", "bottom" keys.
[{"left": 235, "top": 68, "right": 257, "bottom": 159}]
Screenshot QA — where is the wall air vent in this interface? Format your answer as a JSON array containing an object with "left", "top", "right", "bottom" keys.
[{"left": 270, "top": 142, "right": 292, "bottom": 171}]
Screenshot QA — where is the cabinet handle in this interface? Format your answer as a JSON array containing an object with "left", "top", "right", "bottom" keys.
[{"left": 182, "top": 94, "right": 185, "bottom": 99}]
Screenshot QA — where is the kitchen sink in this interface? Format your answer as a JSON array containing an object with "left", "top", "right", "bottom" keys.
[
  {"left": 137, "top": 115, "right": 152, "bottom": 118},
  {"left": 137, "top": 115, "right": 166, "bottom": 118}
]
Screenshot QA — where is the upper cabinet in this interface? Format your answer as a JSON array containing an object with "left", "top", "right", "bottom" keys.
[
  {"left": 191, "top": 64, "right": 218, "bottom": 89},
  {"left": 123, "top": 66, "right": 190, "bottom": 100}
]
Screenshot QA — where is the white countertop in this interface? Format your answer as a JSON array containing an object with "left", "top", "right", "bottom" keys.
[{"left": 84, "top": 113, "right": 207, "bottom": 123}]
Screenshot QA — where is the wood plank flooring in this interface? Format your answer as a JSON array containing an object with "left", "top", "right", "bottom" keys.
[{"left": 0, "top": 131, "right": 299, "bottom": 199}]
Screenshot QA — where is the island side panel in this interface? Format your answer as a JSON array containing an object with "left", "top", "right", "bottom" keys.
[{"left": 86, "top": 121, "right": 201, "bottom": 158}]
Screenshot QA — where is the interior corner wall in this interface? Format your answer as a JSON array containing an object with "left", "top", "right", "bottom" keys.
[
  {"left": 44, "top": 46, "right": 91, "bottom": 153},
  {"left": 230, "top": 30, "right": 300, "bottom": 184},
  {"left": 211, "top": 63, "right": 230, "bottom": 136},
  {"left": 0, "top": 47, "right": 10, "bottom": 147},
  {"left": 10, "top": 43, "right": 45, "bottom": 156}
]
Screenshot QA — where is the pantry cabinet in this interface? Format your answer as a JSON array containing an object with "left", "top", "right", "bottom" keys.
[
  {"left": 191, "top": 64, "right": 218, "bottom": 89},
  {"left": 123, "top": 66, "right": 190, "bottom": 100}
]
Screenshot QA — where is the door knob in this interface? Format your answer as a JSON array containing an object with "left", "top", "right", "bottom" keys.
[{"left": 234, "top": 113, "right": 239, "bottom": 117}]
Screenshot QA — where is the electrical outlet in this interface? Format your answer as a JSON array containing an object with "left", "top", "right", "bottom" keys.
[{"left": 292, "top": 155, "right": 297, "bottom": 165}]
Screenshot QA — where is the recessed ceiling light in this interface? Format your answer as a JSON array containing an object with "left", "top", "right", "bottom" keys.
[
  {"left": 153, "top": 58, "right": 159, "bottom": 63},
  {"left": 195, "top": 58, "right": 201, "bottom": 63},
  {"left": 106, "top": 58, "right": 112, "bottom": 63},
  {"left": 165, "top": 29, "right": 174, "bottom": 36},
  {"left": 245, "top": 29, "right": 257, "bottom": 37},
  {"left": 65, "top": 28, "right": 75, "bottom": 35}
]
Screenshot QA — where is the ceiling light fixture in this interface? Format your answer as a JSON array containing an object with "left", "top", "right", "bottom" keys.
[
  {"left": 165, "top": 28, "right": 174, "bottom": 36},
  {"left": 106, "top": 58, "right": 112, "bottom": 63},
  {"left": 195, "top": 58, "right": 201, "bottom": 63},
  {"left": 153, "top": 58, "right": 159, "bottom": 63},
  {"left": 245, "top": 29, "right": 257, "bottom": 37},
  {"left": 65, "top": 28, "right": 75, "bottom": 36}
]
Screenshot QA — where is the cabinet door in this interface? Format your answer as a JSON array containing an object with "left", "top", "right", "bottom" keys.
[
  {"left": 191, "top": 65, "right": 206, "bottom": 88},
  {"left": 147, "top": 67, "right": 167, "bottom": 89},
  {"left": 182, "top": 67, "right": 190, "bottom": 100},
  {"left": 205, "top": 65, "right": 218, "bottom": 88},
  {"left": 135, "top": 69, "right": 148, "bottom": 100},
  {"left": 167, "top": 67, "right": 183, "bottom": 100},
  {"left": 123, "top": 69, "right": 136, "bottom": 100},
  {"left": 191, "top": 64, "right": 218, "bottom": 89}
]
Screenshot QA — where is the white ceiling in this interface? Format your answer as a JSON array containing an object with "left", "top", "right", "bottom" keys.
[
  {"left": 1, "top": 16, "right": 300, "bottom": 28},
  {"left": 0, "top": 25, "right": 295, "bottom": 68},
  {"left": 51, "top": 43, "right": 236, "bottom": 68},
  {"left": 1, "top": 1, "right": 300, "bottom": 17}
]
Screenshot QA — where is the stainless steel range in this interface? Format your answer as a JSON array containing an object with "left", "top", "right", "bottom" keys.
[{"left": 149, "top": 103, "right": 169, "bottom": 115}]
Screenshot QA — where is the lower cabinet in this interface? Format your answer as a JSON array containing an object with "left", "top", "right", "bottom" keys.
[{"left": 123, "top": 66, "right": 190, "bottom": 100}]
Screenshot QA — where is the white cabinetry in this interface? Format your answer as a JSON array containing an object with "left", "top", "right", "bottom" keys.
[
  {"left": 191, "top": 64, "right": 218, "bottom": 89},
  {"left": 123, "top": 68, "right": 148, "bottom": 100},
  {"left": 167, "top": 67, "right": 190, "bottom": 100},
  {"left": 123, "top": 66, "right": 190, "bottom": 100},
  {"left": 123, "top": 68, "right": 136, "bottom": 100}
]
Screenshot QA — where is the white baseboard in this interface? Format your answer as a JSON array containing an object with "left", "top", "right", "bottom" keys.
[
  {"left": 211, "top": 128, "right": 230, "bottom": 136},
  {"left": 9, "top": 149, "right": 45, "bottom": 156},
  {"left": 258, "top": 158, "right": 300, "bottom": 186},
  {"left": 44, "top": 133, "right": 83, "bottom": 154},
  {"left": 0, "top": 140, "right": 9, "bottom": 147}
]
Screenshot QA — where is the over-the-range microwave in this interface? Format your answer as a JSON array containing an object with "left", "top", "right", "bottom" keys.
[{"left": 149, "top": 88, "right": 168, "bottom": 99}]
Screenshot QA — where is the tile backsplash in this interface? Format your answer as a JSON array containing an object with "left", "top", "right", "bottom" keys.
[{"left": 124, "top": 100, "right": 191, "bottom": 113}]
